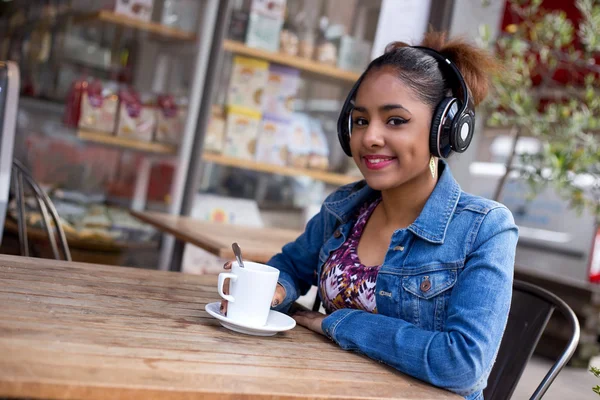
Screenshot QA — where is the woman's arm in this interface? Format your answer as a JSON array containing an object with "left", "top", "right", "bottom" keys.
[
  {"left": 321, "top": 207, "right": 518, "bottom": 397},
  {"left": 268, "top": 203, "right": 335, "bottom": 312}
]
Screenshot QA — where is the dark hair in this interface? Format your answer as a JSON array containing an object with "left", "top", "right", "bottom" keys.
[{"left": 362, "top": 31, "right": 499, "bottom": 109}]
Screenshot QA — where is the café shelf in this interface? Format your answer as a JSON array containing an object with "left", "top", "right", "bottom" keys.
[
  {"left": 222, "top": 39, "right": 360, "bottom": 83},
  {"left": 77, "top": 129, "right": 177, "bottom": 155},
  {"left": 202, "top": 152, "right": 357, "bottom": 186},
  {"left": 76, "top": 10, "right": 196, "bottom": 41}
]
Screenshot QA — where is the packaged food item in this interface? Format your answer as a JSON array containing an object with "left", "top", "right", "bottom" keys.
[
  {"left": 308, "top": 117, "right": 329, "bottom": 170},
  {"left": 114, "top": 0, "right": 154, "bottom": 22},
  {"left": 155, "top": 94, "right": 186, "bottom": 145},
  {"left": 286, "top": 113, "right": 312, "bottom": 168},
  {"left": 77, "top": 79, "right": 118, "bottom": 134},
  {"left": 245, "top": 0, "right": 286, "bottom": 52},
  {"left": 223, "top": 106, "right": 261, "bottom": 160},
  {"left": 204, "top": 105, "right": 227, "bottom": 153},
  {"left": 116, "top": 88, "right": 157, "bottom": 142},
  {"left": 315, "top": 19, "right": 342, "bottom": 66},
  {"left": 279, "top": 28, "right": 299, "bottom": 56},
  {"left": 262, "top": 64, "right": 299, "bottom": 119},
  {"left": 227, "top": 56, "right": 269, "bottom": 111},
  {"left": 63, "top": 75, "right": 86, "bottom": 128},
  {"left": 298, "top": 30, "right": 315, "bottom": 59},
  {"left": 255, "top": 115, "right": 290, "bottom": 166},
  {"left": 316, "top": 40, "right": 338, "bottom": 65}
]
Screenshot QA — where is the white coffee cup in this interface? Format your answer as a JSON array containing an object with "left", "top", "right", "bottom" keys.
[{"left": 217, "top": 261, "right": 280, "bottom": 327}]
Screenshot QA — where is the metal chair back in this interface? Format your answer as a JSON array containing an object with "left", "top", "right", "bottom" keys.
[
  {"left": 11, "top": 159, "right": 71, "bottom": 261},
  {"left": 484, "top": 280, "right": 580, "bottom": 400}
]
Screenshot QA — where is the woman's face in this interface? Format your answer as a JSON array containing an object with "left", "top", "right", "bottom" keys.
[{"left": 350, "top": 66, "right": 434, "bottom": 191}]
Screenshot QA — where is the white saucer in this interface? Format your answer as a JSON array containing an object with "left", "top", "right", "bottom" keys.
[{"left": 205, "top": 302, "right": 296, "bottom": 336}]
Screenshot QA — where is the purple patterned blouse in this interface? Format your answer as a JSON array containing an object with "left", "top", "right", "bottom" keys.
[{"left": 319, "top": 197, "right": 382, "bottom": 314}]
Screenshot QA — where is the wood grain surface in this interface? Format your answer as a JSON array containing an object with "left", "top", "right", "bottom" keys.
[
  {"left": 130, "top": 211, "right": 301, "bottom": 263},
  {"left": 0, "top": 255, "right": 460, "bottom": 399}
]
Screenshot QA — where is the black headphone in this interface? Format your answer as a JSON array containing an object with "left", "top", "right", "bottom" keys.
[{"left": 337, "top": 46, "right": 475, "bottom": 159}]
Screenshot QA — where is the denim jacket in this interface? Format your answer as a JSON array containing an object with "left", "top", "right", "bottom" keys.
[{"left": 268, "top": 161, "right": 518, "bottom": 399}]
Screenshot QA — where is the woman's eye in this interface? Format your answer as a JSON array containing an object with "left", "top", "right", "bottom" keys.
[
  {"left": 353, "top": 117, "right": 368, "bottom": 126},
  {"left": 388, "top": 117, "right": 408, "bottom": 126}
]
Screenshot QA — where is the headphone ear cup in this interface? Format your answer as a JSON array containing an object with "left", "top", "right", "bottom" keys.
[
  {"left": 429, "top": 97, "right": 456, "bottom": 158},
  {"left": 450, "top": 112, "right": 475, "bottom": 153},
  {"left": 337, "top": 109, "right": 353, "bottom": 157},
  {"left": 337, "top": 75, "right": 366, "bottom": 158}
]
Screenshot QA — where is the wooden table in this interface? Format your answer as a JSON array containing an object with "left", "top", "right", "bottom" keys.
[
  {"left": 130, "top": 210, "right": 301, "bottom": 263},
  {"left": 0, "top": 255, "right": 460, "bottom": 400}
]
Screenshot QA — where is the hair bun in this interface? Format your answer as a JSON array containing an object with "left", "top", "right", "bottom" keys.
[
  {"left": 419, "top": 31, "right": 499, "bottom": 106},
  {"left": 384, "top": 41, "right": 410, "bottom": 54}
]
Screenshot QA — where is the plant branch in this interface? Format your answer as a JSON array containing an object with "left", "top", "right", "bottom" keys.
[
  {"left": 497, "top": 33, "right": 600, "bottom": 74},
  {"left": 493, "top": 126, "right": 522, "bottom": 202}
]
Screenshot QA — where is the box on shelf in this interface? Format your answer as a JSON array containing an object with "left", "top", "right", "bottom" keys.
[
  {"left": 154, "top": 94, "right": 185, "bottom": 145},
  {"left": 245, "top": 0, "right": 287, "bottom": 52},
  {"left": 77, "top": 80, "right": 118, "bottom": 134},
  {"left": 114, "top": 0, "right": 154, "bottom": 22},
  {"left": 286, "top": 112, "right": 312, "bottom": 168},
  {"left": 315, "top": 24, "right": 344, "bottom": 66},
  {"left": 262, "top": 64, "right": 299, "bottom": 120},
  {"left": 227, "top": 56, "right": 269, "bottom": 111},
  {"left": 255, "top": 115, "right": 290, "bottom": 166},
  {"left": 248, "top": 0, "right": 286, "bottom": 20},
  {"left": 116, "top": 88, "right": 157, "bottom": 142},
  {"left": 204, "top": 105, "right": 227, "bottom": 153},
  {"left": 223, "top": 106, "right": 261, "bottom": 161},
  {"left": 308, "top": 118, "right": 329, "bottom": 171}
]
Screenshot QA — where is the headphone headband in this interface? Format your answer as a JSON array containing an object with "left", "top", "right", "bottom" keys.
[{"left": 410, "top": 46, "right": 473, "bottom": 121}]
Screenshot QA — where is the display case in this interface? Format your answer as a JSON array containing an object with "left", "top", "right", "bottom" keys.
[{"left": 0, "top": 0, "right": 218, "bottom": 267}]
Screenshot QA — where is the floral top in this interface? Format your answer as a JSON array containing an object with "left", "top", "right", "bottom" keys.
[{"left": 319, "top": 197, "right": 382, "bottom": 314}]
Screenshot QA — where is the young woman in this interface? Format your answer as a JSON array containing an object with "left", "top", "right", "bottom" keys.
[{"left": 222, "top": 32, "right": 518, "bottom": 400}]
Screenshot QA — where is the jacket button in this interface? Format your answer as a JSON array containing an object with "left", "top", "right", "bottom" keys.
[
  {"left": 333, "top": 230, "right": 342, "bottom": 238},
  {"left": 420, "top": 278, "right": 431, "bottom": 292},
  {"left": 393, "top": 245, "right": 404, "bottom": 251}
]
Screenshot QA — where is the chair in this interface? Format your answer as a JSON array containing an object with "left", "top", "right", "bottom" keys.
[
  {"left": 10, "top": 159, "right": 71, "bottom": 261},
  {"left": 483, "top": 279, "right": 580, "bottom": 400}
]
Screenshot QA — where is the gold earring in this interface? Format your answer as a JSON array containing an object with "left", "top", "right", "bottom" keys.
[{"left": 429, "top": 156, "right": 436, "bottom": 178}]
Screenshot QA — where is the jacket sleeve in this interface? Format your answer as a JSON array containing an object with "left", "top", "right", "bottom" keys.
[
  {"left": 268, "top": 202, "right": 335, "bottom": 312},
  {"left": 321, "top": 207, "right": 518, "bottom": 397}
]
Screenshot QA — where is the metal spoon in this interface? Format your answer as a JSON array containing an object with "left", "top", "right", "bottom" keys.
[{"left": 232, "top": 242, "right": 245, "bottom": 268}]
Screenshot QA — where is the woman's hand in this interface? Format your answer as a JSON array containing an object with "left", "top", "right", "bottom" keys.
[
  {"left": 219, "top": 261, "right": 287, "bottom": 315},
  {"left": 293, "top": 311, "right": 325, "bottom": 335}
]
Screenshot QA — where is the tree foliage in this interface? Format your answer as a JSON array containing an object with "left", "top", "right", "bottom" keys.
[{"left": 481, "top": 0, "right": 600, "bottom": 219}]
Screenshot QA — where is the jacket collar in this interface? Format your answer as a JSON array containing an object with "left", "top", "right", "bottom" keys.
[{"left": 323, "top": 160, "right": 461, "bottom": 244}]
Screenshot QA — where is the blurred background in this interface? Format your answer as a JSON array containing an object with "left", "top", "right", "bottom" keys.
[{"left": 0, "top": 0, "right": 599, "bottom": 397}]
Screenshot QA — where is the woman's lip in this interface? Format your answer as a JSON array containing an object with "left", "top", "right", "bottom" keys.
[{"left": 362, "top": 156, "right": 397, "bottom": 170}]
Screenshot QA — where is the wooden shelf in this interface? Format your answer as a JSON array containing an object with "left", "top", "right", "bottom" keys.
[
  {"left": 77, "top": 130, "right": 177, "bottom": 155},
  {"left": 222, "top": 39, "right": 361, "bottom": 83},
  {"left": 78, "top": 10, "right": 195, "bottom": 41},
  {"left": 202, "top": 152, "right": 358, "bottom": 186}
]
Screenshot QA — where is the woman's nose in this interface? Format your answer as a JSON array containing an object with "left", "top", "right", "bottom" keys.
[{"left": 361, "top": 124, "right": 385, "bottom": 149}]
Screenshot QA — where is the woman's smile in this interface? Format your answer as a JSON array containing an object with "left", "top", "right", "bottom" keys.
[{"left": 362, "top": 154, "right": 398, "bottom": 170}]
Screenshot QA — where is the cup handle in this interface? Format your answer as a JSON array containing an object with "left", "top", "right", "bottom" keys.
[{"left": 218, "top": 272, "right": 237, "bottom": 303}]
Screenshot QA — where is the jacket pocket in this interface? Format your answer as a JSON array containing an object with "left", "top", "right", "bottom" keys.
[{"left": 401, "top": 269, "right": 457, "bottom": 331}]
